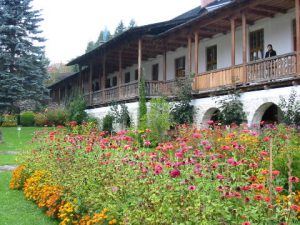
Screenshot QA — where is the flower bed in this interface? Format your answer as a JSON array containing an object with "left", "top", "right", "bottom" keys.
[{"left": 10, "top": 123, "right": 300, "bottom": 224}]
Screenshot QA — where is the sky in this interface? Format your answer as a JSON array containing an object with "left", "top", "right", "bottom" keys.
[{"left": 32, "top": 0, "right": 200, "bottom": 64}]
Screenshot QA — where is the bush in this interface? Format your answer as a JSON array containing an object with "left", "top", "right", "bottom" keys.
[
  {"left": 34, "top": 113, "right": 48, "bottom": 127},
  {"left": 45, "top": 108, "right": 67, "bottom": 126},
  {"left": 102, "top": 114, "right": 114, "bottom": 134},
  {"left": 1, "top": 114, "right": 17, "bottom": 127},
  {"left": 66, "top": 91, "right": 88, "bottom": 124},
  {"left": 20, "top": 111, "right": 35, "bottom": 127}
]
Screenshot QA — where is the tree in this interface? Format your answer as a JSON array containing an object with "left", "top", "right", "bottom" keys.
[
  {"left": 110, "top": 102, "right": 131, "bottom": 130},
  {"left": 114, "top": 20, "right": 126, "bottom": 37},
  {"left": 66, "top": 89, "right": 88, "bottom": 124},
  {"left": 128, "top": 19, "right": 137, "bottom": 29},
  {"left": 96, "top": 27, "right": 112, "bottom": 45},
  {"left": 85, "top": 41, "right": 96, "bottom": 53},
  {"left": 138, "top": 75, "right": 147, "bottom": 129},
  {"left": 278, "top": 89, "right": 300, "bottom": 126},
  {"left": 0, "top": 0, "right": 48, "bottom": 112}
]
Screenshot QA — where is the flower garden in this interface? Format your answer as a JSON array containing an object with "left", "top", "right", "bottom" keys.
[{"left": 10, "top": 122, "right": 300, "bottom": 224}]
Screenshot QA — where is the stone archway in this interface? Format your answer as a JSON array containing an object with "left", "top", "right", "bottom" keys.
[
  {"left": 202, "top": 107, "right": 221, "bottom": 124},
  {"left": 251, "top": 102, "right": 283, "bottom": 125}
]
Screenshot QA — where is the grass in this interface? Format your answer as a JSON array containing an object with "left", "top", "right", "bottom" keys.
[
  {"left": 0, "top": 127, "right": 50, "bottom": 151},
  {"left": 0, "top": 172, "right": 58, "bottom": 225},
  {"left": 0, "top": 154, "right": 17, "bottom": 165}
]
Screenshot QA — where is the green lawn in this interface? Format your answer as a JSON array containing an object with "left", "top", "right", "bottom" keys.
[
  {"left": 0, "top": 127, "right": 50, "bottom": 151},
  {"left": 0, "top": 172, "right": 58, "bottom": 225},
  {"left": 0, "top": 154, "right": 17, "bottom": 165}
]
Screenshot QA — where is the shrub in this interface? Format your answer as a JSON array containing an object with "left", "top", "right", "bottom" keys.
[
  {"left": 102, "top": 114, "right": 114, "bottom": 134},
  {"left": 45, "top": 108, "right": 67, "bottom": 126},
  {"left": 1, "top": 114, "right": 17, "bottom": 127},
  {"left": 20, "top": 111, "right": 35, "bottom": 127},
  {"left": 138, "top": 75, "right": 147, "bottom": 129},
  {"left": 279, "top": 89, "right": 300, "bottom": 126},
  {"left": 34, "top": 113, "right": 48, "bottom": 127},
  {"left": 66, "top": 90, "right": 88, "bottom": 124}
]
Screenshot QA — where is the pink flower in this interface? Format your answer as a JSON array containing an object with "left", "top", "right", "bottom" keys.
[
  {"left": 275, "top": 186, "right": 284, "bottom": 193},
  {"left": 145, "top": 129, "right": 152, "bottom": 133},
  {"left": 260, "top": 151, "right": 268, "bottom": 156},
  {"left": 144, "top": 140, "right": 151, "bottom": 146},
  {"left": 175, "top": 151, "right": 184, "bottom": 159},
  {"left": 207, "top": 120, "right": 214, "bottom": 125},
  {"left": 241, "top": 186, "right": 251, "bottom": 191},
  {"left": 261, "top": 170, "right": 269, "bottom": 175},
  {"left": 192, "top": 133, "right": 202, "bottom": 138},
  {"left": 254, "top": 195, "right": 263, "bottom": 201},
  {"left": 111, "top": 186, "right": 118, "bottom": 192},
  {"left": 272, "top": 170, "right": 280, "bottom": 176},
  {"left": 242, "top": 222, "right": 251, "bottom": 225},
  {"left": 289, "top": 176, "right": 300, "bottom": 183},
  {"left": 188, "top": 185, "right": 196, "bottom": 191},
  {"left": 169, "top": 169, "right": 181, "bottom": 178},
  {"left": 216, "top": 174, "right": 224, "bottom": 180},
  {"left": 201, "top": 140, "right": 209, "bottom": 146},
  {"left": 221, "top": 145, "right": 230, "bottom": 150},
  {"left": 205, "top": 145, "right": 212, "bottom": 150}
]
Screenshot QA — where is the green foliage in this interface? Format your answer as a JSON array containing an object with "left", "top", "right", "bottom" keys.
[
  {"left": 45, "top": 108, "right": 67, "bottom": 126},
  {"left": 102, "top": 114, "right": 114, "bottom": 134},
  {"left": 138, "top": 76, "right": 147, "bottom": 129},
  {"left": 278, "top": 89, "right": 300, "bottom": 126},
  {"left": 148, "top": 97, "right": 171, "bottom": 144},
  {"left": 217, "top": 92, "right": 247, "bottom": 125},
  {"left": 1, "top": 114, "right": 17, "bottom": 127},
  {"left": 114, "top": 20, "right": 126, "bottom": 37},
  {"left": 171, "top": 78, "right": 194, "bottom": 124},
  {"left": 109, "top": 102, "right": 131, "bottom": 129},
  {"left": 0, "top": 0, "right": 48, "bottom": 111},
  {"left": 34, "top": 113, "right": 48, "bottom": 127},
  {"left": 20, "top": 111, "right": 35, "bottom": 127},
  {"left": 66, "top": 91, "right": 88, "bottom": 124},
  {"left": 85, "top": 41, "right": 96, "bottom": 53}
]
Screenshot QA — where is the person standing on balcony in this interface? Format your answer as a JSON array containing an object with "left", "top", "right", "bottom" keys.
[{"left": 265, "top": 44, "right": 277, "bottom": 58}]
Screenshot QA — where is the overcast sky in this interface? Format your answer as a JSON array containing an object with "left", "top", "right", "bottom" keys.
[{"left": 32, "top": 0, "right": 200, "bottom": 64}]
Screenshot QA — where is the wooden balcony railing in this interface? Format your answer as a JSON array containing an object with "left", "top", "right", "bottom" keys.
[
  {"left": 193, "top": 65, "right": 244, "bottom": 91},
  {"left": 145, "top": 80, "right": 178, "bottom": 96},
  {"left": 247, "top": 53, "right": 296, "bottom": 82}
]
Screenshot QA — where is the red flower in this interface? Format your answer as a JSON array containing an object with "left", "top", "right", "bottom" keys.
[
  {"left": 169, "top": 169, "right": 181, "bottom": 178},
  {"left": 260, "top": 151, "right": 268, "bottom": 156},
  {"left": 254, "top": 195, "right": 263, "bottom": 201},
  {"left": 192, "top": 133, "right": 202, "bottom": 138},
  {"left": 207, "top": 120, "right": 214, "bottom": 125},
  {"left": 241, "top": 185, "right": 251, "bottom": 191},
  {"left": 289, "top": 176, "right": 300, "bottom": 183},
  {"left": 242, "top": 222, "right": 251, "bottom": 225},
  {"left": 290, "top": 205, "right": 300, "bottom": 211},
  {"left": 248, "top": 176, "right": 257, "bottom": 182},
  {"left": 272, "top": 170, "right": 280, "bottom": 176},
  {"left": 244, "top": 197, "right": 251, "bottom": 203},
  {"left": 263, "top": 136, "right": 270, "bottom": 142},
  {"left": 275, "top": 186, "right": 284, "bottom": 193},
  {"left": 216, "top": 174, "right": 224, "bottom": 180}
]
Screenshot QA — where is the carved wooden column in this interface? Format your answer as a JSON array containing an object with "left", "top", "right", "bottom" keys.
[
  {"left": 187, "top": 35, "right": 192, "bottom": 76},
  {"left": 242, "top": 13, "right": 248, "bottom": 82},
  {"left": 194, "top": 32, "right": 199, "bottom": 76}
]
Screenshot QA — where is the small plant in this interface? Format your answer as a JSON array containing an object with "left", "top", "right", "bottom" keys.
[
  {"left": 66, "top": 90, "right": 88, "bottom": 124},
  {"left": 102, "top": 114, "right": 114, "bottom": 134},
  {"left": 45, "top": 107, "right": 67, "bottom": 126},
  {"left": 171, "top": 78, "right": 194, "bottom": 124},
  {"left": 217, "top": 91, "right": 246, "bottom": 125},
  {"left": 138, "top": 74, "right": 147, "bottom": 130},
  {"left": 20, "top": 111, "right": 35, "bottom": 127},
  {"left": 278, "top": 89, "right": 300, "bottom": 126},
  {"left": 1, "top": 114, "right": 17, "bottom": 127},
  {"left": 34, "top": 113, "right": 48, "bottom": 127},
  {"left": 110, "top": 102, "right": 131, "bottom": 130}
]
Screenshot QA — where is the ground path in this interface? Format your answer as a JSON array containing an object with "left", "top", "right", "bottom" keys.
[{"left": 0, "top": 150, "right": 18, "bottom": 171}]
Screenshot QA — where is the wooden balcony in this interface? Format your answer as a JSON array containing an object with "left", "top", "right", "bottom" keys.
[
  {"left": 193, "top": 53, "right": 297, "bottom": 92},
  {"left": 84, "top": 53, "right": 298, "bottom": 107}
]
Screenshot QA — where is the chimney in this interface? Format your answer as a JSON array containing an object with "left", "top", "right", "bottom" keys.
[{"left": 200, "top": 0, "right": 215, "bottom": 7}]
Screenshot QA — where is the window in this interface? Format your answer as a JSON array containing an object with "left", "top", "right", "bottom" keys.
[
  {"left": 175, "top": 56, "right": 185, "bottom": 77},
  {"left": 206, "top": 45, "right": 217, "bottom": 71},
  {"left": 152, "top": 64, "right": 159, "bottom": 80},
  {"left": 105, "top": 78, "right": 110, "bottom": 88},
  {"left": 112, "top": 76, "right": 117, "bottom": 87},
  {"left": 250, "top": 29, "right": 264, "bottom": 61},
  {"left": 125, "top": 72, "right": 131, "bottom": 83},
  {"left": 135, "top": 69, "right": 139, "bottom": 80}
]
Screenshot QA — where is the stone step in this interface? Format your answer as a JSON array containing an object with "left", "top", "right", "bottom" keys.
[
  {"left": 0, "top": 165, "right": 17, "bottom": 171},
  {"left": 0, "top": 151, "right": 19, "bottom": 155}
]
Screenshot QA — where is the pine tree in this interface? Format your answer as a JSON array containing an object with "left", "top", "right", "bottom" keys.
[
  {"left": 114, "top": 20, "right": 126, "bottom": 37},
  {"left": 0, "top": 0, "right": 48, "bottom": 112},
  {"left": 96, "top": 27, "right": 112, "bottom": 45},
  {"left": 128, "top": 19, "right": 137, "bottom": 29},
  {"left": 85, "top": 41, "right": 96, "bottom": 52}
]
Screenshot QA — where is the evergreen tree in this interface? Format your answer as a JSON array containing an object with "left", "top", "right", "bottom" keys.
[
  {"left": 128, "top": 19, "right": 137, "bottom": 29},
  {"left": 85, "top": 41, "right": 96, "bottom": 53},
  {"left": 96, "top": 27, "right": 112, "bottom": 45},
  {"left": 114, "top": 20, "right": 126, "bottom": 37},
  {"left": 0, "top": 0, "right": 48, "bottom": 112}
]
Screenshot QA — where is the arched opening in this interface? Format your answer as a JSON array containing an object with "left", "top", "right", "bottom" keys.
[
  {"left": 252, "top": 102, "right": 283, "bottom": 125},
  {"left": 202, "top": 107, "right": 221, "bottom": 124}
]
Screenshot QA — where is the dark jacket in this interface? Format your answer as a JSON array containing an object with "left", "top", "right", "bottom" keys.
[{"left": 265, "top": 50, "right": 277, "bottom": 58}]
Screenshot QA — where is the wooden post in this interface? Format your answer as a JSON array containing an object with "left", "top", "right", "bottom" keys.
[
  {"left": 194, "top": 32, "right": 199, "bottom": 75},
  {"left": 138, "top": 39, "right": 142, "bottom": 80},
  {"left": 188, "top": 36, "right": 192, "bottom": 75},
  {"left": 242, "top": 14, "right": 248, "bottom": 82},
  {"left": 89, "top": 64, "right": 93, "bottom": 106},
  {"left": 118, "top": 50, "right": 122, "bottom": 98},
  {"left": 231, "top": 18, "right": 236, "bottom": 66},
  {"left": 296, "top": 0, "right": 300, "bottom": 74},
  {"left": 163, "top": 50, "right": 167, "bottom": 81},
  {"left": 58, "top": 87, "right": 61, "bottom": 105},
  {"left": 101, "top": 57, "right": 106, "bottom": 103}
]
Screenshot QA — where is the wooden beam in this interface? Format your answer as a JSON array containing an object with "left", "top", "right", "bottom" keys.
[
  {"left": 138, "top": 39, "right": 142, "bottom": 80},
  {"left": 296, "top": 0, "right": 300, "bottom": 74},
  {"left": 256, "top": 5, "right": 287, "bottom": 14},
  {"left": 188, "top": 36, "right": 192, "bottom": 75},
  {"left": 231, "top": 18, "right": 236, "bottom": 66},
  {"left": 194, "top": 32, "right": 199, "bottom": 75},
  {"left": 247, "top": 8, "right": 275, "bottom": 18},
  {"left": 242, "top": 13, "right": 248, "bottom": 82}
]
